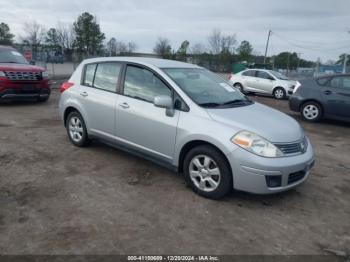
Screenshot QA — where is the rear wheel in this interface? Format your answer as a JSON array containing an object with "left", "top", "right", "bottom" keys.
[
  {"left": 183, "top": 145, "right": 232, "bottom": 199},
  {"left": 234, "top": 83, "right": 244, "bottom": 93},
  {"left": 66, "top": 111, "right": 90, "bottom": 147},
  {"left": 273, "top": 87, "right": 286, "bottom": 99},
  {"left": 301, "top": 101, "right": 323, "bottom": 122}
]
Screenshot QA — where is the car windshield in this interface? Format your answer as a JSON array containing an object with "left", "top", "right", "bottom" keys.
[
  {"left": 269, "top": 70, "right": 289, "bottom": 80},
  {"left": 163, "top": 68, "right": 252, "bottom": 108},
  {"left": 0, "top": 49, "right": 29, "bottom": 64}
]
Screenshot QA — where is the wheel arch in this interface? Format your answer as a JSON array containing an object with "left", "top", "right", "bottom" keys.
[
  {"left": 300, "top": 99, "right": 324, "bottom": 113},
  {"left": 64, "top": 106, "right": 82, "bottom": 127},
  {"left": 177, "top": 140, "right": 232, "bottom": 175}
]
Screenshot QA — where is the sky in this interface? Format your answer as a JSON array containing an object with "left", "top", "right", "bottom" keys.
[{"left": 1, "top": 0, "right": 349, "bottom": 62}]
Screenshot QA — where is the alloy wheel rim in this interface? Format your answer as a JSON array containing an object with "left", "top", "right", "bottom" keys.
[
  {"left": 235, "top": 84, "right": 243, "bottom": 92},
  {"left": 303, "top": 105, "right": 319, "bottom": 120},
  {"left": 189, "top": 155, "right": 221, "bottom": 192},
  {"left": 275, "top": 89, "right": 284, "bottom": 98},
  {"left": 69, "top": 117, "right": 84, "bottom": 142}
]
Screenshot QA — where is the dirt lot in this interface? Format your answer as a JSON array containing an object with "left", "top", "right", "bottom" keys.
[{"left": 0, "top": 86, "right": 349, "bottom": 255}]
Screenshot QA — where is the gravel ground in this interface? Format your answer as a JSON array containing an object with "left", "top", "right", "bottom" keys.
[{"left": 0, "top": 87, "right": 349, "bottom": 255}]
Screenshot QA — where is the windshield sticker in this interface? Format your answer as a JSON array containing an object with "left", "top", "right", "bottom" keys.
[
  {"left": 11, "top": 51, "right": 22, "bottom": 56},
  {"left": 220, "top": 83, "right": 235, "bottom": 92}
]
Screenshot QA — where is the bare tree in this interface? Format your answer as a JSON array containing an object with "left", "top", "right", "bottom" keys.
[
  {"left": 208, "top": 28, "right": 221, "bottom": 54},
  {"left": 208, "top": 29, "right": 236, "bottom": 54},
  {"left": 153, "top": 37, "right": 172, "bottom": 58},
  {"left": 189, "top": 43, "right": 206, "bottom": 55},
  {"left": 127, "top": 42, "right": 137, "bottom": 53},
  {"left": 56, "top": 22, "right": 75, "bottom": 51},
  {"left": 106, "top": 37, "right": 117, "bottom": 55},
  {"left": 21, "top": 21, "right": 46, "bottom": 50}
]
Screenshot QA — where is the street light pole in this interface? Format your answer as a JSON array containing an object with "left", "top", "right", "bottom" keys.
[
  {"left": 344, "top": 30, "right": 350, "bottom": 74},
  {"left": 263, "top": 30, "right": 272, "bottom": 64}
]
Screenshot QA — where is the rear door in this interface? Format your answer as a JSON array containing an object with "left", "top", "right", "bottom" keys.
[
  {"left": 115, "top": 64, "right": 180, "bottom": 163},
  {"left": 241, "top": 70, "right": 257, "bottom": 91},
  {"left": 321, "top": 76, "right": 350, "bottom": 118},
  {"left": 255, "top": 70, "right": 275, "bottom": 93},
  {"left": 78, "top": 62, "right": 122, "bottom": 142}
]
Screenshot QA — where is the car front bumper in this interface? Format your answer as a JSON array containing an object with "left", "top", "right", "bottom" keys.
[{"left": 227, "top": 138, "right": 314, "bottom": 194}]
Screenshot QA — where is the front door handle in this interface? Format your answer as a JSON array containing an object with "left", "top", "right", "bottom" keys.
[
  {"left": 80, "top": 91, "right": 88, "bottom": 97},
  {"left": 323, "top": 90, "right": 332, "bottom": 95},
  {"left": 119, "top": 102, "right": 130, "bottom": 109}
]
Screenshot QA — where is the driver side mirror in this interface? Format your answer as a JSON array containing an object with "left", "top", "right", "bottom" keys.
[{"left": 154, "top": 95, "right": 175, "bottom": 117}]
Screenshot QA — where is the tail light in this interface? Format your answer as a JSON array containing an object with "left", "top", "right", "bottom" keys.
[
  {"left": 228, "top": 73, "right": 233, "bottom": 80},
  {"left": 60, "top": 82, "right": 74, "bottom": 93},
  {"left": 293, "top": 81, "right": 302, "bottom": 94}
]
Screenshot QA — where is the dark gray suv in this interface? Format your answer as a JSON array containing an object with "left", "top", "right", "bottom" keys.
[{"left": 289, "top": 74, "right": 350, "bottom": 122}]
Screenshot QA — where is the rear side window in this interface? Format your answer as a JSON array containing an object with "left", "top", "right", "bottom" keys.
[
  {"left": 83, "top": 64, "right": 96, "bottom": 86},
  {"left": 82, "top": 62, "right": 121, "bottom": 92},
  {"left": 242, "top": 70, "right": 256, "bottom": 77},
  {"left": 256, "top": 71, "right": 272, "bottom": 80},
  {"left": 329, "top": 76, "right": 350, "bottom": 90}
]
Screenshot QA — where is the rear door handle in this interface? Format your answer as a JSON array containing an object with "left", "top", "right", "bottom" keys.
[
  {"left": 80, "top": 91, "right": 88, "bottom": 97},
  {"left": 119, "top": 102, "right": 130, "bottom": 109},
  {"left": 323, "top": 90, "right": 332, "bottom": 95}
]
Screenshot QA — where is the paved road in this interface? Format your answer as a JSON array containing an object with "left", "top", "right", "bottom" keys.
[{"left": 0, "top": 89, "right": 349, "bottom": 255}]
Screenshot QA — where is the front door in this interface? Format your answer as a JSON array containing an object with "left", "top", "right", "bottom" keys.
[
  {"left": 322, "top": 76, "right": 350, "bottom": 118},
  {"left": 255, "top": 70, "right": 275, "bottom": 94},
  {"left": 115, "top": 65, "right": 179, "bottom": 163}
]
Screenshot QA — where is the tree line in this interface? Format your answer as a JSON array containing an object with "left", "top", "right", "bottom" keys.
[{"left": 0, "top": 12, "right": 321, "bottom": 70}]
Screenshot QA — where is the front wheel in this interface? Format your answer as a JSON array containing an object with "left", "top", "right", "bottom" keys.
[
  {"left": 66, "top": 111, "right": 90, "bottom": 147},
  {"left": 183, "top": 145, "right": 232, "bottom": 199},
  {"left": 301, "top": 102, "right": 323, "bottom": 122},
  {"left": 273, "top": 87, "right": 286, "bottom": 100}
]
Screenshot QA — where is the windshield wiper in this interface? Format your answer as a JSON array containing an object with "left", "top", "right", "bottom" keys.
[
  {"left": 198, "top": 102, "right": 222, "bottom": 108},
  {"left": 222, "top": 99, "right": 251, "bottom": 105}
]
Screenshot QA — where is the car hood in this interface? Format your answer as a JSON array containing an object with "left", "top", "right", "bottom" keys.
[
  {"left": 0, "top": 63, "right": 45, "bottom": 72},
  {"left": 206, "top": 102, "right": 303, "bottom": 143}
]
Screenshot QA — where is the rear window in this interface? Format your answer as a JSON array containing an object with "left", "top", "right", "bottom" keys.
[{"left": 316, "top": 77, "right": 330, "bottom": 86}]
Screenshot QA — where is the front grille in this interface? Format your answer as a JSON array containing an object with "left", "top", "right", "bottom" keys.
[
  {"left": 275, "top": 138, "right": 308, "bottom": 156},
  {"left": 4, "top": 71, "right": 42, "bottom": 81},
  {"left": 288, "top": 171, "right": 306, "bottom": 184}
]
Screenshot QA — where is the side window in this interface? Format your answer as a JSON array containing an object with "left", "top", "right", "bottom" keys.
[
  {"left": 316, "top": 77, "right": 330, "bottom": 86},
  {"left": 257, "top": 71, "right": 272, "bottom": 80},
  {"left": 242, "top": 70, "right": 256, "bottom": 77},
  {"left": 93, "top": 63, "right": 121, "bottom": 92},
  {"left": 83, "top": 64, "right": 97, "bottom": 87},
  {"left": 329, "top": 77, "right": 343, "bottom": 89},
  {"left": 123, "top": 66, "right": 171, "bottom": 103},
  {"left": 342, "top": 77, "right": 350, "bottom": 90}
]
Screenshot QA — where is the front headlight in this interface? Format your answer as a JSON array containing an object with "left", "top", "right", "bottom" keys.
[
  {"left": 42, "top": 71, "right": 49, "bottom": 79},
  {"left": 231, "top": 130, "right": 283, "bottom": 158}
]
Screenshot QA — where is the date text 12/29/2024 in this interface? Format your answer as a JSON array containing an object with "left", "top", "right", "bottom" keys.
[{"left": 127, "top": 256, "right": 219, "bottom": 261}]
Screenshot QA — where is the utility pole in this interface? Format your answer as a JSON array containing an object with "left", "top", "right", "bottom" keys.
[
  {"left": 343, "top": 54, "right": 348, "bottom": 74},
  {"left": 263, "top": 30, "right": 272, "bottom": 64},
  {"left": 297, "top": 52, "right": 303, "bottom": 71}
]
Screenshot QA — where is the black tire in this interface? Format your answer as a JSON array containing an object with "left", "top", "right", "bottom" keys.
[
  {"left": 37, "top": 96, "right": 49, "bottom": 103},
  {"left": 234, "top": 83, "right": 244, "bottom": 93},
  {"left": 273, "top": 87, "right": 286, "bottom": 100},
  {"left": 65, "top": 111, "right": 90, "bottom": 147},
  {"left": 183, "top": 145, "right": 232, "bottom": 200},
  {"left": 301, "top": 101, "right": 323, "bottom": 122}
]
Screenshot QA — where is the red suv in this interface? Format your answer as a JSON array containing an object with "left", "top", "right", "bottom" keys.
[{"left": 0, "top": 46, "right": 50, "bottom": 102}]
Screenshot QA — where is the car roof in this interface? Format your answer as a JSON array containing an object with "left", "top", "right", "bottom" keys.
[
  {"left": 317, "top": 73, "right": 350, "bottom": 78},
  {"left": 83, "top": 57, "right": 201, "bottom": 69}
]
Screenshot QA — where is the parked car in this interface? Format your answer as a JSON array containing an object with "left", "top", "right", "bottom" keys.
[
  {"left": 289, "top": 74, "right": 350, "bottom": 122},
  {"left": 228, "top": 69, "right": 296, "bottom": 99},
  {"left": 0, "top": 45, "right": 50, "bottom": 102},
  {"left": 59, "top": 57, "right": 314, "bottom": 199}
]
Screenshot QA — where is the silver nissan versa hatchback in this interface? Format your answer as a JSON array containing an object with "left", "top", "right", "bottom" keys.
[{"left": 59, "top": 57, "right": 315, "bottom": 199}]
